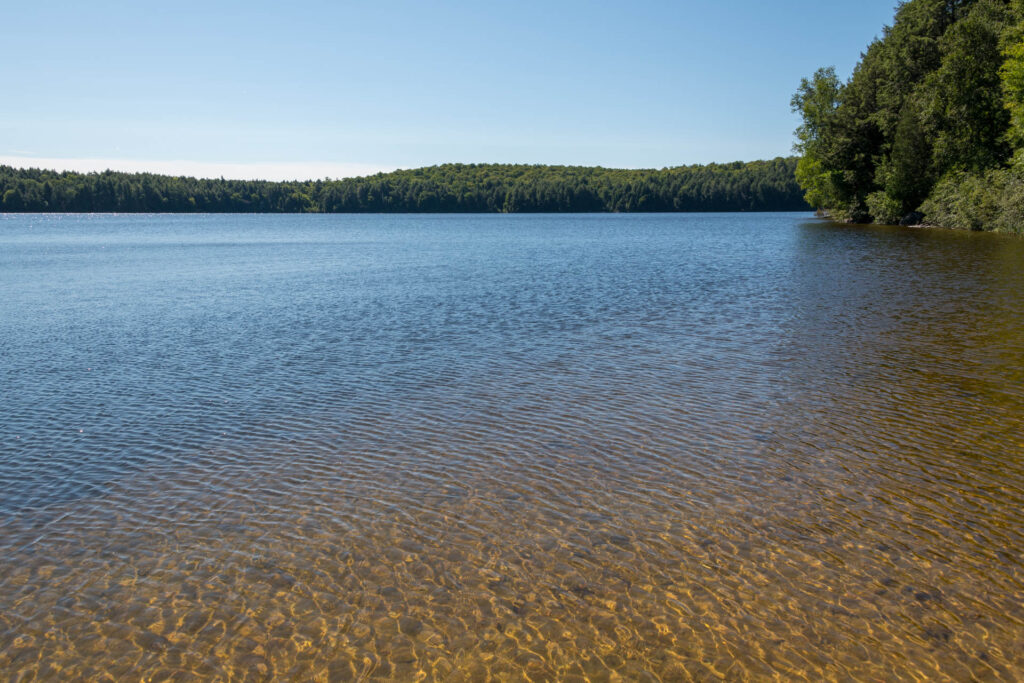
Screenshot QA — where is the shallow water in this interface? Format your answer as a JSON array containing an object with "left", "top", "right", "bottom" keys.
[{"left": 1, "top": 212, "right": 1022, "bottom": 681}]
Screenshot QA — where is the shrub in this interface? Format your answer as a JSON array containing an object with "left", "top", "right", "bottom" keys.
[
  {"left": 920, "top": 168, "right": 1024, "bottom": 233},
  {"left": 866, "top": 191, "right": 904, "bottom": 225}
]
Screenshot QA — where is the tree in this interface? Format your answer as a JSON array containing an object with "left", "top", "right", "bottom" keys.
[
  {"left": 792, "top": 0, "right": 1022, "bottom": 229},
  {"left": 1001, "top": 4, "right": 1024, "bottom": 156},
  {"left": 791, "top": 67, "right": 843, "bottom": 210},
  {"left": 925, "top": 0, "right": 1012, "bottom": 174},
  {"left": 879, "top": 97, "right": 935, "bottom": 213}
]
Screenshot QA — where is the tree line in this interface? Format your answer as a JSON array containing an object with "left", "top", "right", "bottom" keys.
[
  {"left": 0, "top": 159, "right": 809, "bottom": 214},
  {"left": 793, "top": 0, "right": 1024, "bottom": 232}
]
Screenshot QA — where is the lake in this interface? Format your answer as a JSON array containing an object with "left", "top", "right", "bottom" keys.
[{"left": 1, "top": 212, "right": 1022, "bottom": 680}]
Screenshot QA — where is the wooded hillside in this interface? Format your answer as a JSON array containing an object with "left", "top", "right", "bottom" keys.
[{"left": 0, "top": 159, "right": 808, "bottom": 213}]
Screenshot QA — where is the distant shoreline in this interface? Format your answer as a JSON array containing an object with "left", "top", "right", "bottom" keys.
[
  {"left": 1, "top": 160, "right": 811, "bottom": 214},
  {"left": 0, "top": 210, "right": 811, "bottom": 216}
]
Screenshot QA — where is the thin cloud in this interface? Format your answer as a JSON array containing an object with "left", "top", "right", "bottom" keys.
[{"left": 0, "top": 157, "right": 397, "bottom": 181}]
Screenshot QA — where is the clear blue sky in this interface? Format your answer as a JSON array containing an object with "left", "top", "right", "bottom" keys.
[{"left": 2, "top": 0, "right": 899, "bottom": 179}]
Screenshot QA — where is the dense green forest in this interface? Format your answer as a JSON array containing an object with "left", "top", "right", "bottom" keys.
[
  {"left": 793, "top": 0, "right": 1024, "bottom": 232},
  {"left": 0, "top": 159, "right": 808, "bottom": 214}
]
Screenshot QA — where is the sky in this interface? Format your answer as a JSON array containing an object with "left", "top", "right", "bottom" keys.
[{"left": 2, "top": 0, "right": 900, "bottom": 180}]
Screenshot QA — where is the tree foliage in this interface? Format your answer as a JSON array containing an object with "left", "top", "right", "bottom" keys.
[
  {"left": 793, "top": 0, "right": 1024, "bottom": 232},
  {"left": 0, "top": 160, "right": 809, "bottom": 214},
  {"left": 792, "top": 68, "right": 844, "bottom": 211}
]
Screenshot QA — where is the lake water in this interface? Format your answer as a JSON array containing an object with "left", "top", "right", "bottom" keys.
[{"left": 1, "top": 212, "right": 1022, "bottom": 680}]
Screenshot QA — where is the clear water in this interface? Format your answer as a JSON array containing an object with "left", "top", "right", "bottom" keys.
[{"left": 1, "top": 213, "right": 1022, "bottom": 680}]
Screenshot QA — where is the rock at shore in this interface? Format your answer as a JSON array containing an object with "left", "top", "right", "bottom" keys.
[{"left": 899, "top": 211, "right": 925, "bottom": 226}]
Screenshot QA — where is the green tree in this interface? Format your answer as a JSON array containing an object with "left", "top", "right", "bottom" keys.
[
  {"left": 1001, "top": 3, "right": 1024, "bottom": 156},
  {"left": 791, "top": 67, "right": 843, "bottom": 211},
  {"left": 792, "top": 0, "right": 1023, "bottom": 230},
  {"left": 878, "top": 98, "right": 935, "bottom": 213},
  {"left": 925, "top": 0, "right": 1012, "bottom": 174}
]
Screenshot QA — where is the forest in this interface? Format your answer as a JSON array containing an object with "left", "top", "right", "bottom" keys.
[
  {"left": 0, "top": 159, "right": 808, "bottom": 214},
  {"left": 792, "top": 0, "right": 1024, "bottom": 232}
]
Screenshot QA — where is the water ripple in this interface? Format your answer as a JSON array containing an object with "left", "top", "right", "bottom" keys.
[{"left": 1, "top": 213, "right": 1023, "bottom": 680}]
